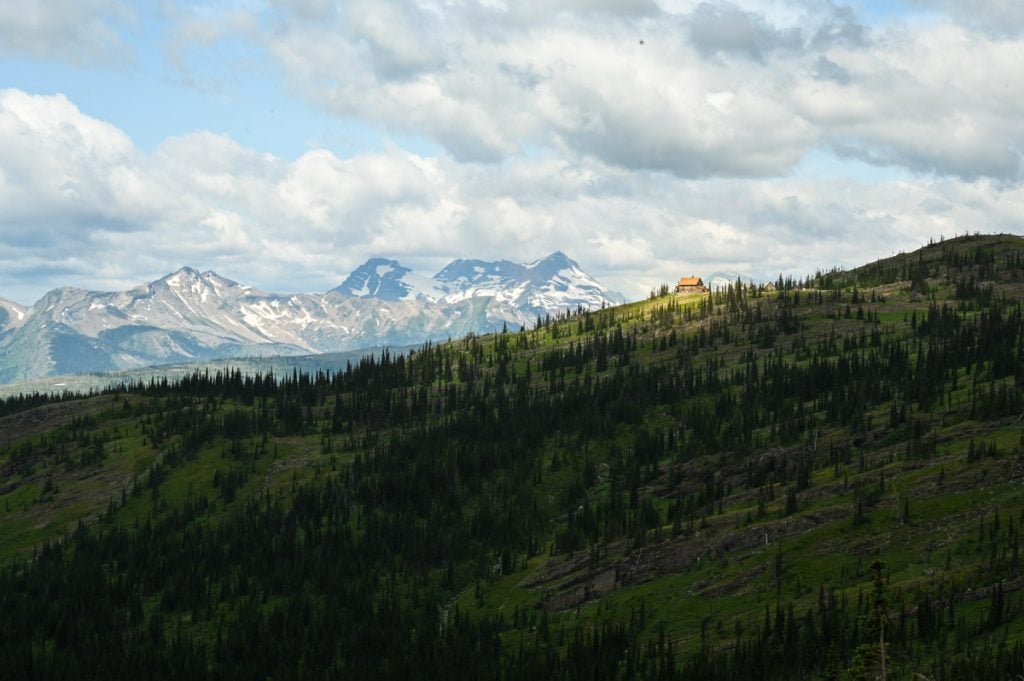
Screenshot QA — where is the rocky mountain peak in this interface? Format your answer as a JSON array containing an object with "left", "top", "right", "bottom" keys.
[{"left": 0, "top": 252, "right": 627, "bottom": 383}]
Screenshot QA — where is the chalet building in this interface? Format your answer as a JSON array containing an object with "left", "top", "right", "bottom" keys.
[
  {"left": 675, "top": 276, "right": 710, "bottom": 294},
  {"left": 763, "top": 282, "right": 777, "bottom": 292}
]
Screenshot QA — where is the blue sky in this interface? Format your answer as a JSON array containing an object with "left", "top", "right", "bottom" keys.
[
  {"left": 0, "top": 2, "right": 446, "bottom": 161},
  {"left": 0, "top": 10, "right": 370, "bottom": 159},
  {"left": 0, "top": 0, "right": 920, "bottom": 160},
  {"left": 0, "top": 0, "right": 1022, "bottom": 304}
]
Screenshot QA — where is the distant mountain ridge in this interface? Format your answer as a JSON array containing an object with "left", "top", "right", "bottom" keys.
[
  {"left": 0, "top": 297, "right": 28, "bottom": 332},
  {"left": 331, "top": 251, "right": 624, "bottom": 313},
  {"left": 331, "top": 258, "right": 430, "bottom": 300},
  {"left": 0, "top": 253, "right": 626, "bottom": 383}
]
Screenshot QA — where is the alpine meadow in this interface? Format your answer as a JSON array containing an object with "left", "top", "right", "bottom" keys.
[{"left": 1, "top": 233, "right": 1023, "bottom": 680}]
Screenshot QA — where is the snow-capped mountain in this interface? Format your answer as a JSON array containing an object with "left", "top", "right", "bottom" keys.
[
  {"left": 337, "top": 251, "right": 627, "bottom": 315},
  {"left": 433, "top": 251, "right": 627, "bottom": 313},
  {"left": 331, "top": 258, "right": 444, "bottom": 302},
  {"left": 0, "top": 253, "right": 626, "bottom": 383}
]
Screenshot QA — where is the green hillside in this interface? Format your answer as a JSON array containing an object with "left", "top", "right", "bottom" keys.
[{"left": 1, "top": 233, "right": 1023, "bottom": 679}]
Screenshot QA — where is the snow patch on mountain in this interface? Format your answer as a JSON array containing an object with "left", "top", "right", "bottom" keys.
[
  {"left": 415, "top": 252, "right": 622, "bottom": 310},
  {"left": 332, "top": 258, "right": 445, "bottom": 302},
  {"left": 0, "top": 297, "right": 29, "bottom": 331},
  {"left": 330, "top": 252, "right": 625, "bottom": 327}
]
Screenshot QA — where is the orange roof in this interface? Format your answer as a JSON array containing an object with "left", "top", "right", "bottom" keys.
[{"left": 677, "top": 276, "right": 703, "bottom": 286}]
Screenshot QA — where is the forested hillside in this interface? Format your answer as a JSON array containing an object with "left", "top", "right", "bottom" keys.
[{"left": 1, "top": 233, "right": 1023, "bottom": 680}]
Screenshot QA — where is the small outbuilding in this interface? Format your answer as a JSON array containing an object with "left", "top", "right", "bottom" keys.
[{"left": 676, "top": 276, "right": 709, "bottom": 294}]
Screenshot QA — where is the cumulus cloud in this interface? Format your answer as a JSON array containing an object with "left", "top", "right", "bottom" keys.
[
  {"left": 237, "top": 0, "right": 1024, "bottom": 181},
  {"left": 1, "top": 88, "right": 1022, "bottom": 307},
  {"left": 0, "top": 89, "right": 139, "bottom": 226},
  {"left": 794, "top": 23, "right": 1024, "bottom": 179},
  {"left": 264, "top": 1, "right": 820, "bottom": 174},
  {"left": 914, "top": 0, "right": 1024, "bottom": 37},
  {"left": 3, "top": 2, "right": 1024, "bottom": 304},
  {"left": 342, "top": 0, "right": 443, "bottom": 79},
  {"left": 811, "top": 55, "right": 850, "bottom": 84},
  {"left": 0, "top": 0, "right": 134, "bottom": 64},
  {"left": 811, "top": 3, "right": 866, "bottom": 49},
  {"left": 689, "top": 2, "right": 802, "bottom": 61}
]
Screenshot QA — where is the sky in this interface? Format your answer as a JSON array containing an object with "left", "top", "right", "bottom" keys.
[{"left": 0, "top": 0, "right": 1023, "bottom": 305}]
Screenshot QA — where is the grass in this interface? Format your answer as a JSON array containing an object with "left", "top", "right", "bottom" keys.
[{"left": 2, "top": 233, "right": 1023, "bottom": 675}]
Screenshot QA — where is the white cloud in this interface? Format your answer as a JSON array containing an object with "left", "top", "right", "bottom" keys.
[
  {"left": 0, "top": 0, "right": 134, "bottom": 64},
  {"left": 242, "top": 0, "right": 1024, "bottom": 181},
  {"left": 3, "top": 2, "right": 1024, "bottom": 304},
  {"left": 342, "top": 0, "right": 443, "bottom": 79},
  {"left": 792, "top": 22, "right": 1024, "bottom": 179},
  {"left": 0, "top": 89, "right": 139, "bottom": 227},
  {"left": 689, "top": 2, "right": 803, "bottom": 61},
  {"left": 264, "top": 3, "right": 822, "bottom": 173},
  {"left": 914, "top": 0, "right": 1024, "bottom": 37},
  {"left": 2, "top": 88, "right": 1023, "bottom": 307}
]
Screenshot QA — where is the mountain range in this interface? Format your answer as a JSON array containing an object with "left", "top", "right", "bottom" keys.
[
  {"left": 0, "top": 252, "right": 626, "bottom": 384},
  {"left": 2, "top": 235, "right": 1023, "bottom": 679}
]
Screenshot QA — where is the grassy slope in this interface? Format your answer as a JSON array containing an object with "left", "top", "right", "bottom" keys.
[
  {"left": 1, "top": 233, "right": 1023, "bottom": 677},
  {"left": 474, "top": 234, "right": 1024, "bottom": 673}
]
